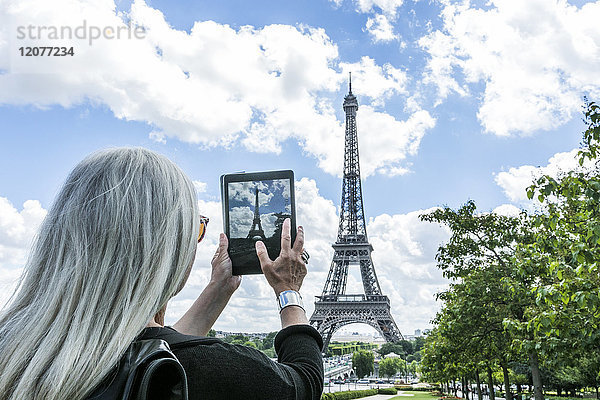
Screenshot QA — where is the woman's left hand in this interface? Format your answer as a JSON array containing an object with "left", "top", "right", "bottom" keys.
[{"left": 210, "top": 233, "right": 242, "bottom": 295}]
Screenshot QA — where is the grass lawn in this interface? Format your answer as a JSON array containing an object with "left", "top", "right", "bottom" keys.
[{"left": 389, "top": 390, "right": 441, "bottom": 400}]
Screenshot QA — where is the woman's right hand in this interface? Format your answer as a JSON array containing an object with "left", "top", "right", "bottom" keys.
[
  {"left": 173, "top": 233, "right": 241, "bottom": 336},
  {"left": 255, "top": 218, "right": 306, "bottom": 296}
]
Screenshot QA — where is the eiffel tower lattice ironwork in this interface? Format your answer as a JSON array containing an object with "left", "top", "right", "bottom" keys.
[
  {"left": 247, "top": 187, "right": 267, "bottom": 241},
  {"left": 309, "top": 74, "right": 402, "bottom": 350}
]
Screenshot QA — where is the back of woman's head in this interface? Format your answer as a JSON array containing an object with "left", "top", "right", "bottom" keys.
[{"left": 0, "top": 147, "right": 198, "bottom": 400}]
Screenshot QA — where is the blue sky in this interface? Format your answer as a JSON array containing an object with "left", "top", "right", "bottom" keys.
[{"left": 1, "top": 0, "right": 598, "bottom": 335}]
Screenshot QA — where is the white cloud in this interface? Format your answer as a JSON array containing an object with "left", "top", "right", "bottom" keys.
[
  {"left": 339, "top": 0, "right": 404, "bottom": 16},
  {"left": 0, "top": 198, "right": 47, "bottom": 267},
  {"left": 368, "top": 208, "right": 451, "bottom": 333},
  {"left": 259, "top": 213, "right": 278, "bottom": 238},
  {"left": 419, "top": 0, "right": 600, "bottom": 136},
  {"left": 294, "top": 177, "right": 340, "bottom": 277},
  {"left": 418, "top": 30, "right": 469, "bottom": 101},
  {"left": 228, "top": 206, "right": 254, "bottom": 238},
  {"left": 0, "top": 197, "right": 47, "bottom": 310},
  {"left": 192, "top": 180, "right": 207, "bottom": 194},
  {"left": 365, "top": 14, "right": 397, "bottom": 42},
  {"left": 495, "top": 165, "right": 541, "bottom": 204},
  {"left": 495, "top": 148, "right": 595, "bottom": 204},
  {"left": 228, "top": 181, "right": 274, "bottom": 207},
  {"left": 0, "top": 0, "right": 432, "bottom": 178},
  {"left": 331, "top": 0, "right": 402, "bottom": 41},
  {"left": 492, "top": 203, "right": 522, "bottom": 217},
  {"left": 359, "top": 107, "right": 436, "bottom": 177},
  {"left": 339, "top": 56, "right": 408, "bottom": 105}
]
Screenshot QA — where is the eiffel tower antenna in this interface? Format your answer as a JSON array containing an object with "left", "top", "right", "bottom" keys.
[
  {"left": 349, "top": 72, "right": 352, "bottom": 94},
  {"left": 309, "top": 75, "right": 402, "bottom": 350}
]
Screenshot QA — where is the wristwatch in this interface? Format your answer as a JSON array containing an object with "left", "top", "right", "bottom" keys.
[{"left": 277, "top": 290, "right": 304, "bottom": 312}]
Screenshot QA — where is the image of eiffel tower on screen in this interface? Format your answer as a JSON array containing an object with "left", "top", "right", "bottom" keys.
[{"left": 227, "top": 179, "right": 292, "bottom": 266}]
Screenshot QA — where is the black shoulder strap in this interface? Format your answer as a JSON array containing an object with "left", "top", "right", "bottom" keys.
[
  {"left": 133, "top": 353, "right": 188, "bottom": 400},
  {"left": 87, "top": 339, "right": 189, "bottom": 400}
]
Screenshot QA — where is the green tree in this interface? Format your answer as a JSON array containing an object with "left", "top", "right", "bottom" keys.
[
  {"left": 400, "top": 340, "right": 413, "bottom": 354},
  {"left": 420, "top": 327, "right": 462, "bottom": 395},
  {"left": 379, "top": 357, "right": 399, "bottom": 379},
  {"left": 408, "top": 360, "right": 418, "bottom": 379},
  {"left": 422, "top": 202, "right": 543, "bottom": 400},
  {"left": 502, "top": 100, "right": 600, "bottom": 400},
  {"left": 207, "top": 329, "right": 216, "bottom": 337},
  {"left": 579, "top": 354, "right": 600, "bottom": 398},
  {"left": 413, "top": 337, "right": 426, "bottom": 352},
  {"left": 421, "top": 100, "right": 600, "bottom": 400},
  {"left": 261, "top": 347, "right": 276, "bottom": 358},
  {"left": 262, "top": 332, "right": 277, "bottom": 350},
  {"left": 352, "top": 350, "right": 374, "bottom": 379},
  {"left": 521, "top": 100, "right": 600, "bottom": 351},
  {"left": 224, "top": 334, "right": 247, "bottom": 344},
  {"left": 244, "top": 340, "right": 257, "bottom": 349},
  {"left": 378, "top": 343, "right": 405, "bottom": 357}
]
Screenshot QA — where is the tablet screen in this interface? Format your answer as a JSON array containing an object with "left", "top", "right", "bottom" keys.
[{"left": 221, "top": 171, "right": 296, "bottom": 275}]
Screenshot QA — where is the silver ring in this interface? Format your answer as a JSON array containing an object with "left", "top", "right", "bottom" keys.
[{"left": 301, "top": 250, "right": 310, "bottom": 264}]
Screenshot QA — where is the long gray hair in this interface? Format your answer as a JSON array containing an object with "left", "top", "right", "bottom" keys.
[{"left": 0, "top": 147, "right": 199, "bottom": 399}]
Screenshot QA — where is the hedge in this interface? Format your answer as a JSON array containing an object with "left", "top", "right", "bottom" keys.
[
  {"left": 394, "top": 386, "right": 437, "bottom": 392},
  {"left": 320, "top": 389, "right": 378, "bottom": 400},
  {"left": 378, "top": 387, "right": 398, "bottom": 395}
]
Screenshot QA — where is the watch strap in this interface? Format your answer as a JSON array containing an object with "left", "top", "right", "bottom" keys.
[{"left": 277, "top": 290, "right": 304, "bottom": 312}]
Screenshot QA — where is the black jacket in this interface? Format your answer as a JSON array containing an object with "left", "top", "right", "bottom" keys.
[{"left": 138, "top": 324, "right": 324, "bottom": 400}]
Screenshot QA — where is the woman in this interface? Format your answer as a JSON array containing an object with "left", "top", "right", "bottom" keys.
[{"left": 0, "top": 148, "right": 323, "bottom": 400}]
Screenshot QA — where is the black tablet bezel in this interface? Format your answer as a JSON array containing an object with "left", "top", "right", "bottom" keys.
[{"left": 220, "top": 170, "right": 296, "bottom": 275}]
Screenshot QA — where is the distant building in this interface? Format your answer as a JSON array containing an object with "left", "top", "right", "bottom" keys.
[
  {"left": 401, "top": 328, "right": 429, "bottom": 340},
  {"left": 214, "top": 331, "right": 269, "bottom": 339},
  {"left": 331, "top": 329, "right": 386, "bottom": 344}
]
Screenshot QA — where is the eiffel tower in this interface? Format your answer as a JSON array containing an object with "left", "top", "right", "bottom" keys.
[
  {"left": 247, "top": 187, "right": 267, "bottom": 241},
  {"left": 309, "top": 74, "right": 402, "bottom": 350}
]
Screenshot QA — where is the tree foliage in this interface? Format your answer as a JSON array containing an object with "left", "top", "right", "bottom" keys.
[
  {"left": 419, "top": 100, "right": 600, "bottom": 400},
  {"left": 379, "top": 357, "right": 399, "bottom": 378},
  {"left": 352, "top": 350, "right": 374, "bottom": 379},
  {"left": 378, "top": 342, "right": 405, "bottom": 357}
]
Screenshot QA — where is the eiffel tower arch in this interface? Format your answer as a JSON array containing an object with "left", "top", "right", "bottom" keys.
[{"left": 309, "top": 74, "right": 402, "bottom": 350}]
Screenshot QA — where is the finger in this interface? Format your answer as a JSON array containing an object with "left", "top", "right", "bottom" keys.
[
  {"left": 280, "top": 218, "right": 292, "bottom": 253},
  {"left": 220, "top": 233, "right": 228, "bottom": 251},
  {"left": 292, "top": 225, "right": 304, "bottom": 253},
  {"left": 212, "top": 233, "right": 228, "bottom": 263},
  {"left": 255, "top": 241, "right": 272, "bottom": 269},
  {"left": 211, "top": 236, "right": 221, "bottom": 262}
]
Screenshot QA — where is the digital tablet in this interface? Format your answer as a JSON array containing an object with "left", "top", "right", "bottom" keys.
[{"left": 220, "top": 170, "right": 297, "bottom": 275}]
